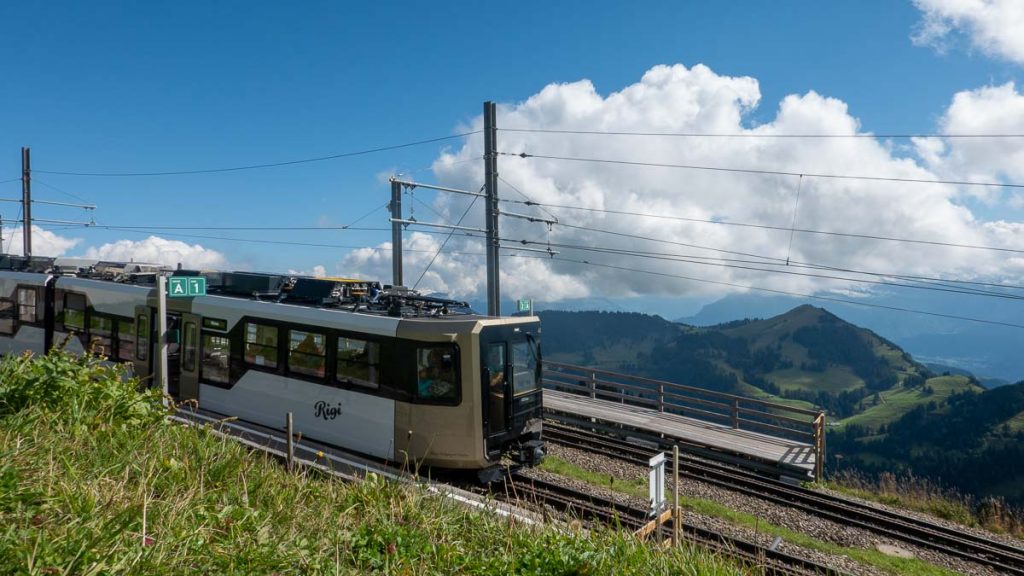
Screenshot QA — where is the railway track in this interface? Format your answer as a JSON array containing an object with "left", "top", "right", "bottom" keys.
[
  {"left": 544, "top": 422, "right": 1024, "bottom": 575},
  {"left": 501, "top": 472, "right": 846, "bottom": 576}
]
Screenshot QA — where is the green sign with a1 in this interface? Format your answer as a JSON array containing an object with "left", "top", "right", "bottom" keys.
[
  {"left": 517, "top": 298, "right": 532, "bottom": 313},
  {"left": 167, "top": 276, "right": 207, "bottom": 298}
]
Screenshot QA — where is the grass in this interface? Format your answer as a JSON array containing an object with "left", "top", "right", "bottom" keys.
[
  {"left": 0, "top": 351, "right": 747, "bottom": 575},
  {"left": 838, "top": 375, "right": 980, "bottom": 430},
  {"left": 827, "top": 470, "right": 1024, "bottom": 539},
  {"left": 766, "top": 366, "right": 862, "bottom": 394},
  {"left": 541, "top": 456, "right": 963, "bottom": 576}
]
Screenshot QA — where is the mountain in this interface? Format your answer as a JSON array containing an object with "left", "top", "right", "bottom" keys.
[
  {"left": 679, "top": 291, "right": 1024, "bottom": 383},
  {"left": 541, "top": 305, "right": 957, "bottom": 418}
]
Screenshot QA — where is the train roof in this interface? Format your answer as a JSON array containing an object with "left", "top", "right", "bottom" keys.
[{"left": 0, "top": 254, "right": 478, "bottom": 320}]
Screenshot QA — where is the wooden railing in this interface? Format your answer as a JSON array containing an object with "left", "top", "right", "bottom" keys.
[{"left": 543, "top": 361, "right": 827, "bottom": 481}]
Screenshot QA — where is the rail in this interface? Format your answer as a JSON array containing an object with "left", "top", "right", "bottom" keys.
[{"left": 543, "top": 361, "right": 827, "bottom": 481}]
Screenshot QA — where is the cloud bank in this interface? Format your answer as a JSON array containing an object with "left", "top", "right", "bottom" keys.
[{"left": 342, "top": 63, "right": 1024, "bottom": 303}]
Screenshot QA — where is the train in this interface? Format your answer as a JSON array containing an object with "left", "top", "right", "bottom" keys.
[{"left": 0, "top": 254, "right": 545, "bottom": 481}]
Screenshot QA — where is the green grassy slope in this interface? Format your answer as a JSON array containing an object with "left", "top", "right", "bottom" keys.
[
  {"left": 0, "top": 351, "right": 743, "bottom": 575},
  {"left": 839, "top": 375, "right": 983, "bottom": 430}
]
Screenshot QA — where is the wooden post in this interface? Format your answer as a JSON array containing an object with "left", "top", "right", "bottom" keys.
[
  {"left": 672, "top": 444, "right": 680, "bottom": 547},
  {"left": 731, "top": 398, "right": 739, "bottom": 429},
  {"left": 589, "top": 372, "right": 596, "bottom": 399},
  {"left": 286, "top": 412, "right": 294, "bottom": 472},
  {"left": 813, "top": 412, "right": 826, "bottom": 483},
  {"left": 658, "top": 383, "right": 664, "bottom": 412}
]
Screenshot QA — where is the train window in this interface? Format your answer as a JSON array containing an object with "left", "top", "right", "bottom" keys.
[
  {"left": 17, "top": 288, "right": 36, "bottom": 323},
  {"left": 0, "top": 299, "right": 14, "bottom": 335},
  {"left": 63, "top": 293, "right": 86, "bottom": 332},
  {"left": 201, "top": 334, "right": 230, "bottom": 384},
  {"left": 136, "top": 314, "right": 149, "bottom": 361},
  {"left": 511, "top": 340, "right": 539, "bottom": 395},
  {"left": 336, "top": 337, "right": 379, "bottom": 389},
  {"left": 288, "top": 330, "right": 326, "bottom": 378},
  {"left": 182, "top": 322, "right": 197, "bottom": 372},
  {"left": 89, "top": 314, "right": 113, "bottom": 357},
  {"left": 116, "top": 319, "right": 134, "bottom": 362},
  {"left": 243, "top": 322, "right": 278, "bottom": 369},
  {"left": 416, "top": 345, "right": 458, "bottom": 403}
]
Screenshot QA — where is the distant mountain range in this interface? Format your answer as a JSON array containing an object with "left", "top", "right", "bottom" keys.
[{"left": 676, "top": 291, "right": 1024, "bottom": 383}]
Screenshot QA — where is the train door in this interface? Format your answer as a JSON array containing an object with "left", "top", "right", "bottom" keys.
[
  {"left": 166, "top": 313, "right": 182, "bottom": 397},
  {"left": 480, "top": 324, "right": 544, "bottom": 462},
  {"left": 177, "top": 314, "right": 200, "bottom": 401},
  {"left": 133, "top": 305, "right": 153, "bottom": 386},
  {"left": 483, "top": 341, "right": 509, "bottom": 438}
]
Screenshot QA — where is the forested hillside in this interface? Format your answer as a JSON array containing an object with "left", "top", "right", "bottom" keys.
[{"left": 831, "top": 382, "right": 1024, "bottom": 505}]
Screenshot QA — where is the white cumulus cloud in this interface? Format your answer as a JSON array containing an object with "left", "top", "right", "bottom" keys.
[
  {"left": 342, "top": 63, "right": 1024, "bottom": 302},
  {"left": 914, "top": 83, "right": 1024, "bottom": 202},
  {"left": 83, "top": 236, "right": 228, "bottom": 269},
  {"left": 1, "top": 226, "right": 82, "bottom": 257},
  {"left": 912, "top": 0, "right": 1024, "bottom": 64}
]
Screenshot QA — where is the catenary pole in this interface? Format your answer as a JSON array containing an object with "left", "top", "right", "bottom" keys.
[
  {"left": 156, "top": 275, "right": 169, "bottom": 406},
  {"left": 21, "top": 147, "right": 31, "bottom": 257},
  {"left": 483, "top": 101, "right": 500, "bottom": 316},
  {"left": 390, "top": 178, "right": 403, "bottom": 286}
]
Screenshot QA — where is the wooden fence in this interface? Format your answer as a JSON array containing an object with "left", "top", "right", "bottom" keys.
[{"left": 543, "top": 361, "right": 827, "bottom": 481}]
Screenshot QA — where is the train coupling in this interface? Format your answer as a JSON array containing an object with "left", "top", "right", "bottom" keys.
[{"left": 516, "top": 438, "right": 545, "bottom": 467}]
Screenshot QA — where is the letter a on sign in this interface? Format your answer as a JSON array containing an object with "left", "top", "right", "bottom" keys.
[{"left": 170, "top": 279, "right": 186, "bottom": 295}]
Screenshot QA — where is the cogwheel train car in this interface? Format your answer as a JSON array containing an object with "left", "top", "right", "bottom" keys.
[{"left": 0, "top": 255, "right": 544, "bottom": 480}]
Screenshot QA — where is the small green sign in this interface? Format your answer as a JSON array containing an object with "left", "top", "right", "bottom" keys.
[
  {"left": 517, "top": 298, "right": 532, "bottom": 313},
  {"left": 168, "top": 276, "right": 206, "bottom": 298}
]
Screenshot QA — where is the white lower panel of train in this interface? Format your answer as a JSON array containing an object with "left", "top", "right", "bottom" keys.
[{"left": 198, "top": 371, "right": 395, "bottom": 460}]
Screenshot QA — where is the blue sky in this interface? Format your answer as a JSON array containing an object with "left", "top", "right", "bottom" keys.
[{"left": 1, "top": 1, "right": 1023, "bottom": 320}]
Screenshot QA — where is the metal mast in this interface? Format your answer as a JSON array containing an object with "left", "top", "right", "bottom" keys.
[
  {"left": 390, "top": 178, "right": 403, "bottom": 286},
  {"left": 21, "top": 147, "right": 31, "bottom": 257},
  {"left": 483, "top": 101, "right": 500, "bottom": 316}
]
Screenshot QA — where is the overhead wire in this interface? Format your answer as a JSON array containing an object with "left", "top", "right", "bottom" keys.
[
  {"left": 32, "top": 178, "right": 93, "bottom": 204},
  {"left": 34, "top": 131, "right": 481, "bottom": 177},
  {"left": 531, "top": 215, "right": 1024, "bottom": 296},
  {"left": 529, "top": 255, "right": 1024, "bottom": 330},
  {"left": 500, "top": 151, "right": 1024, "bottom": 189},
  {"left": 30, "top": 217, "right": 1024, "bottom": 324},
  {"left": 5, "top": 205, "right": 22, "bottom": 253},
  {"left": 413, "top": 192, "right": 480, "bottom": 290},
  {"left": 497, "top": 198, "right": 1024, "bottom": 256},
  {"left": 402, "top": 225, "right": 1024, "bottom": 301},
  {"left": 405, "top": 183, "right": 1024, "bottom": 293},
  {"left": 497, "top": 175, "right": 559, "bottom": 223},
  {"left": 498, "top": 128, "right": 1024, "bottom": 139},
  {"left": 521, "top": 239, "right": 1024, "bottom": 301}
]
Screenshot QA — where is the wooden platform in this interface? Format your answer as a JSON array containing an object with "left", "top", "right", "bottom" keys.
[{"left": 544, "top": 389, "right": 817, "bottom": 479}]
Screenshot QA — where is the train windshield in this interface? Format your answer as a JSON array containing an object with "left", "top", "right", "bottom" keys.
[{"left": 511, "top": 337, "right": 540, "bottom": 396}]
